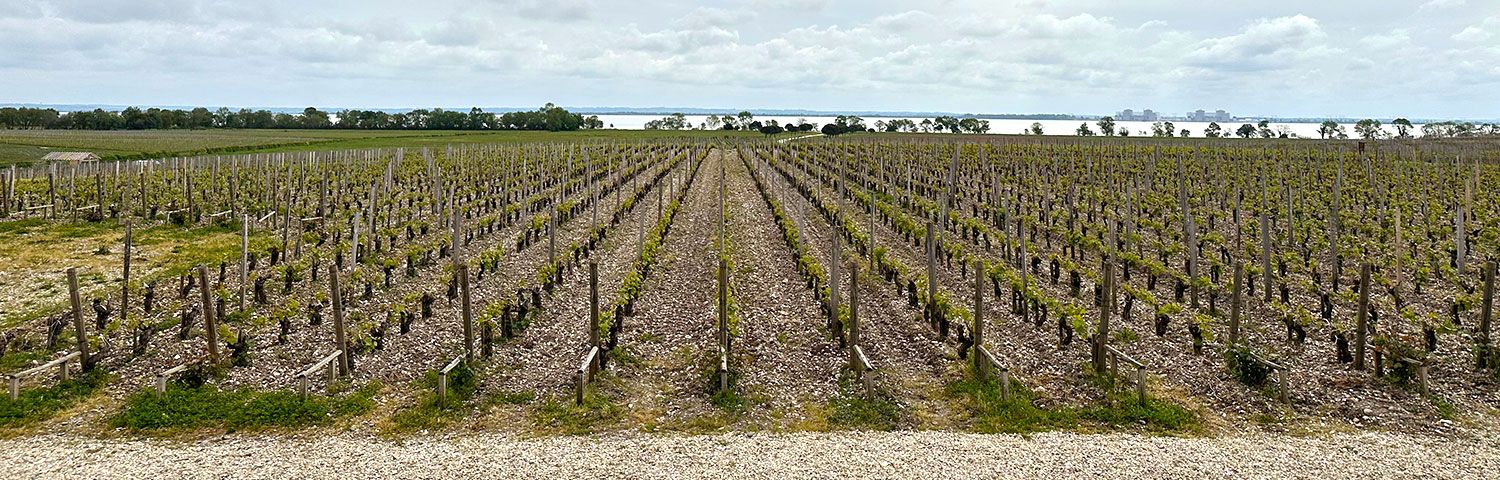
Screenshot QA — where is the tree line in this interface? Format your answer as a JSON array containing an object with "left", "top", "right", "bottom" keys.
[
  {"left": 0, "top": 103, "right": 604, "bottom": 132},
  {"left": 643, "top": 112, "right": 991, "bottom": 135},
  {"left": 1071, "top": 116, "right": 1499, "bottom": 139}
]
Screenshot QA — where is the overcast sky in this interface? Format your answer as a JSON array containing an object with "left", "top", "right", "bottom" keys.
[{"left": 2, "top": 0, "right": 1497, "bottom": 118}]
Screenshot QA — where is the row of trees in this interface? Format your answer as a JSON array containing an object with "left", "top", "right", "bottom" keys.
[
  {"left": 0, "top": 104, "right": 604, "bottom": 132},
  {"left": 1073, "top": 116, "right": 1500, "bottom": 140},
  {"left": 643, "top": 112, "right": 819, "bottom": 134},
  {"left": 876, "top": 116, "right": 991, "bottom": 134},
  {"left": 643, "top": 112, "right": 993, "bottom": 135}
]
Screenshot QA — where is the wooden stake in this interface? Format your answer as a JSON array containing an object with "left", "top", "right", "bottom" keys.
[
  {"left": 198, "top": 266, "right": 219, "bottom": 363},
  {"left": 1230, "top": 263, "right": 1243, "bottom": 346},
  {"left": 330, "top": 263, "right": 348, "bottom": 374},
  {"left": 240, "top": 215, "right": 248, "bottom": 311},
  {"left": 1480, "top": 260, "right": 1495, "bottom": 369},
  {"left": 122, "top": 219, "right": 132, "bottom": 326},
  {"left": 973, "top": 259, "right": 985, "bottom": 375},
  {"left": 849, "top": 261, "right": 860, "bottom": 370},
  {"left": 459, "top": 264, "right": 473, "bottom": 361},
  {"left": 1355, "top": 263, "right": 1371, "bottom": 371},
  {"left": 66, "top": 268, "right": 92, "bottom": 369},
  {"left": 590, "top": 261, "right": 600, "bottom": 348}
]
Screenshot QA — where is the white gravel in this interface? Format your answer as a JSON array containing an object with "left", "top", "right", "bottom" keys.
[{"left": 4, "top": 431, "right": 1496, "bottom": 479}]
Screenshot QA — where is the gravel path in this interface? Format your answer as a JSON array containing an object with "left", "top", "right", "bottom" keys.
[
  {"left": 5, "top": 431, "right": 1495, "bottom": 479},
  {"left": 722, "top": 149, "right": 841, "bottom": 423}
]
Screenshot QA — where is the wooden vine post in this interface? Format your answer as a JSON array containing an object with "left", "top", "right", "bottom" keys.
[
  {"left": 926, "top": 220, "right": 937, "bottom": 325},
  {"left": 459, "top": 263, "right": 474, "bottom": 361},
  {"left": 1355, "top": 263, "right": 1371, "bottom": 371},
  {"left": 717, "top": 258, "right": 729, "bottom": 392},
  {"left": 239, "top": 214, "right": 249, "bottom": 312},
  {"left": 121, "top": 219, "right": 132, "bottom": 326},
  {"left": 849, "top": 261, "right": 860, "bottom": 371},
  {"left": 329, "top": 263, "right": 349, "bottom": 375},
  {"left": 1260, "top": 211, "right": 1272, "bottom": 302},
  {"left": 197, "top": 266, "right": 219, "bottom": 363},
  {"left": 589, "top": 261, "right": 600, "bottom": 348},
  {"left": 871, "top": 157, "right": 880, "bottom": 271},
  {"left": 830, "top": 225, "right": 841, "bottom": 328},
  {"left": 65, "top": 268, "right": 92, "bottom": 370},
  {"left": 1229, "top": 262, "right": 1244, "bottom": 346},
  {"left": 973, "top": 259, "right": 985, "bottom": 376},
  {"left": 1092, "top": 223, "right": 1116, "bottom": 375},
  {"left": 1480, "top": 260, "right": 1496, "bottom": 369}
]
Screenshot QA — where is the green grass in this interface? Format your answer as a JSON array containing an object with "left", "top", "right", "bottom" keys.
[
  {"left": 529, "top": 387, "right": 622, "bottom": 435},
  {"left": 0, "top": 218, "right": 273, "bottom": 329},
  {"left": 110, "top": 380, "right": 379, "bottom": 431},
  {"left": 826, "top": 369, "right": 906, "bottom": 431},
  {"left": 0, "top": 370, "right": 108, "bottom": 429},
  {"left": 384, "top": 361, "right": 477, "bottom": 434},
  {"left": 947, "top": 366, "right": 1199, "bottom": 434},
  {"left": 0, "top": 129, "right": 762, "bottom": 166},
  {"left": 0, "top": 349, "right": 46, "bottom": 372}
]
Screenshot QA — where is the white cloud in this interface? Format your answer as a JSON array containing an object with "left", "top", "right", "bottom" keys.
[
  {"left": 1185, "top": 15, "right": 1335, "bottom": 71},
  {"left": 1453, "top": 17, "right": 1498, "bottom": 43},
  {"left": 1420, "top": 0, "right": 1466, "bottom": 10},
  {"left": 0, "top": 1, "right": 1492, "bottom": 118}
]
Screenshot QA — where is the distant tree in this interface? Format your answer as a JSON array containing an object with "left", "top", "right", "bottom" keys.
[
  {"left": 1256, "top": 120, "right": 1274, "bottom": 138},
  {"left": 1029, "top": 122, "right": 1044, "bottom": 135},
  {"left": 933, "top": 116, "right": 960, "bottom": 133},
  {"left": 1150, "top": 122, "right": 1168, "bottom": 137},
  {"left": 1317, "top": 120, "right": 1340, "bottom": 139},
  {"left": 1236, "top": 124, "right": 1256, "bottom": 138},
  {"left": 1354, "top": 118, "right": 1384, "bottom": 139},
  {"left": 1179, "top": 128, "right": 1190, "bottom": 138},
  {"left": 1204, "top": 122, "right": 1222, "bottom": 138},
  {"left": 1076, "top": 123, "right": 1095, "bottom": 136},
  {"left": 300, "top": 107, "right": 331, "bottom": 129},
  {"left": 1097, "top": 116, "right": 1116, "bottom": 137},
  {"left": 736, "top": 111, "right": 754, "bottom": 131},
  {"left": 1118, "top": 127, "right": 1130, "bottom": 137},
  {"left": 758, "top": 124, "right": 784, "bottom": 136},
  {"left": 975, "top": 119, "right": 991, "bottom": 134},
  {"left": 1392, "top": 118, "right": 1413, "bottom": 138}
]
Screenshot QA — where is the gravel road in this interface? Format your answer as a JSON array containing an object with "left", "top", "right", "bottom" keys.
[{"left": 4, "top": 430, "right": 1495, "bottom": 479}]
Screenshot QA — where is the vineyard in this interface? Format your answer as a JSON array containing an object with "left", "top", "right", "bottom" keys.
[{"left": 0, "top": 136, "right": 1496, "bottom": 437}]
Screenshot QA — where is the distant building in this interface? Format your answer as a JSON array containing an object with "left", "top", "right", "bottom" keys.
[
  {"left": 1186, "top": 109, "right": 1231, "bottom": 122},
  {"left": 1114, "top": 108, "right": 1159, "bottom": 121},
  {"left": 42, "top": 151, "right": 99, "bottom": 167}
]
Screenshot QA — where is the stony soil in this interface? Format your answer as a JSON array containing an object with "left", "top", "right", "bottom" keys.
[{"left": 4, "top": 430, "right": 1496, "bottom": 479}]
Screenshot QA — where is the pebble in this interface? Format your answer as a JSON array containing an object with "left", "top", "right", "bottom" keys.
[{"left": 3, "top": 431, "right": 1496, "bottom": 479}]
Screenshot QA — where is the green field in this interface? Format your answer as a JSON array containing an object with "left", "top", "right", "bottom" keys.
[{"left": 0, "top": 129, "right": 769, "bottom": 165}]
